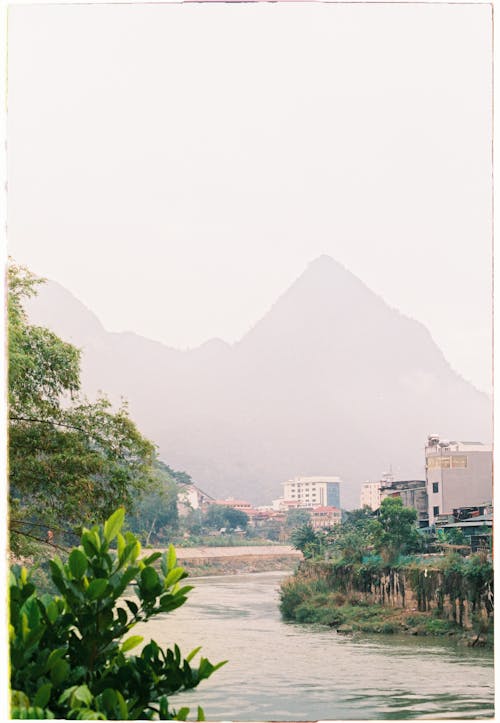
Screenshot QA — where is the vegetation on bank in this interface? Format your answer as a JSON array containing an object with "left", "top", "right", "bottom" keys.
[{"left": 283, "top": 498, "right": 493, "bottom": 645}]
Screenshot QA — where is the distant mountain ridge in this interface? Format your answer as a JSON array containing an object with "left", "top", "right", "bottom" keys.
[{"left": 24, "top": 256, "right": 492, "bottom": 508}]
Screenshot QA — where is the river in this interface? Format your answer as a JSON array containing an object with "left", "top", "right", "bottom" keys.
[{"left": 135, "top": 571, "right": 494, "bottom": 720}]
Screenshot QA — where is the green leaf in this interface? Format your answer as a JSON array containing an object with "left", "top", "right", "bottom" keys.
[
  {"left": 51, "top": 659, "right": 70, "bottom": 686},
  {"left": 68, "top": 549, "right": 88, "bottom": 579},
  {"left": 185, "top": 646, "right": 201, "bottom": 663},
  {"left": 45, "top": 601, "right": 59, "bottom": 625},
  {"left": 33, "top": 683, "right": 52, "bottom": 708},
  {"left": 197, "top": 706, "right": 205, "bottom": 721},
  {"left": 167, "top": 544, "right": 176, "bottom": 571},
  {"left": 73, "top": 685, "right": 93, "bottom": 706},
  {"left": 115, "top": 690, "right": 128, "bottom": 720},
  {"left": 116, "top": 532, "right": 125, "bottom": 557},
  {"left": 58, "top": 686, "right": 78, "bottom": 705},
  {"left": 175, "top": 707, "right": 190, "bottom": 721},
  {"left": 164, "top": 567, "right": 185, "bottom": 589},
  {"left": 142, "top": 551, "right": 162, "bottom": 565},
  {"left": 141, "top": 566, "right": 159, "bottom": 591},
  {"left": 11, "top": 690, "right": 30, "bottom": 709},
  {"left": 104, "top": 508, "right": 125, "bottom": 543},
  {"left": 121, "top": 635, "right": 143, "bottom": 653},
  {"left": 45, "top": 648, "right": 66, "bottom": 672},
  {"left": 101, "top": 688, "right": 117, "bottom": 712},
  {"left": 86, "top": 579, "right": 109, "bottom": 600}
]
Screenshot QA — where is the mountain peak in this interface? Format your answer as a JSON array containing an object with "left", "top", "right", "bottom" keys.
[{"left": 308, "top": 253, "right": 343, "bottom": 268}]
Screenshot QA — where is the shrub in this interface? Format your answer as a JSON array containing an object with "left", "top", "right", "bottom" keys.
[{"left": 10, "top": 509, "right": 225, "bottom": 720}]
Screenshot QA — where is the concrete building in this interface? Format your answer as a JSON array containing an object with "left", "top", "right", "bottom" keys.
[
  {"left": 360, "top": 473, "right": 394, "bottom": 510},
  {"left": 177, "top": 483, "right": 215, "bottom": 516},
  {"left": 425, "top": 434, "right": 493, "bottom": 526},
  {"left": 310, "top": 506, "right": 342, "bottom": 530},
  {"left": 282, "top": 476, "right": 341, "bottom": 509},
  {"left": 360, "top": 481, "right": 382, "bottom": 510},
  {"left": 380, "top": 479, "right": 429, "bottom": 527},
  {"left": 214, "top": 498, "right": 254, "bottom": 512}
]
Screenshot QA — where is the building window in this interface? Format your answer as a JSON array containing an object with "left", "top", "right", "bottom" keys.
[
  {"left": 432, "top": 482, "right": 439, "bottom": 494},
  {"left": 433, "top": 506, "right": 440, "bottom": 517}
]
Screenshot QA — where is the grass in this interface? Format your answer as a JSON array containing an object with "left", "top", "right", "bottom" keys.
[{"left": 279, "top": 579, "right": 466, "bottom": 637}]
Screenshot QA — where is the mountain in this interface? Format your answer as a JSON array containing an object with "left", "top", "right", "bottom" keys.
[{"left": 24, "top": 256, "right": 492, "bottom": 508}]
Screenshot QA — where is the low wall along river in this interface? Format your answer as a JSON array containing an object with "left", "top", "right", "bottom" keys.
[{"left": 152, "top": 545, "right": 302, "bottom": 576}]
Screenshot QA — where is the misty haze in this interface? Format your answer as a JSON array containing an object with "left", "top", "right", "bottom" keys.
[
  {"left": 6, "top": 2, "right": 493, "bottom": 721},
  {"left": 25, "top": 254, "right": 492, "bottom": 509}
]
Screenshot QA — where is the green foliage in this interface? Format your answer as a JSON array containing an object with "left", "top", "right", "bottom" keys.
[
  {"left": 290, "top": 523, "right": 322, "bottom": 558},
  {"left": 321, "top": 509, "right": 377, "bottom": 563},
  {"left": 372, "top": 497, "right": 421, "bottom": 563},
  {"left": 127, "top": 462, "right": 179, "bottom": 546},
  {"left": 10, "top": 510, "right": 225, "bottom": 720},
  {"left": 285, "top": 509, "right": 311, "bottom": 530},
  {"left": 8, "top": 263, "right": 157, "bottom": 547},
  {"left": 8, "top": 264, "right": 80, "bottom": 416},
  {"left": 202, "top": 505, "right": 249, "bottom": 531},
  {"left": 436, "top": 527, "right": 468, "bottom": 547},
  {"left": 342, "top": 507, "right": 375, "bottom": 524}
]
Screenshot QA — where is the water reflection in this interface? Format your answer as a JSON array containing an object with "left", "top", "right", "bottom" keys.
[{"left": 135, "top": 571, "right": 494, "bottom": 720}]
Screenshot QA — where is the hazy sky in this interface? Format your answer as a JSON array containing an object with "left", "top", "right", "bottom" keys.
[{"left": 7, "top": 2, "right": 492, "bottom": 393}]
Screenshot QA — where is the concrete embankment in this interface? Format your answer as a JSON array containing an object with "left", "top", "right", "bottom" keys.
[{"left": 153, "top": 545, "right": 302, "bottom": 576}]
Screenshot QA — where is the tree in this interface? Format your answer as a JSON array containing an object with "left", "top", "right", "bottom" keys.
[
  {"left": 323, "top": 511, "right": 377, "bottom": 563},
  {"left": 202, "top": 505, "right": 249, "bottom": 531},
  {"left": 8, "top": 263, "right": 157, "bottom": 550},
  {"left": 285, "top": 509, "right": 311, "bottom": 530},
  {"left": 343, "top": 506, "right": 375, "bottom": 524},
  {"left": 290, "top": 523, "right": 322, "bottom": 558},
  {"left": 372, "top": 497, "right": 420, "bottom": 562},
  {"left": 126, "top": 462, "right": 179, "bottom": 546},
  {"left": 10, "top": 509, "right": 225, "bottom": 719}
]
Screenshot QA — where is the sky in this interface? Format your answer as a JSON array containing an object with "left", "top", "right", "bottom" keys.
[{"left": 6, "top": 1, "right": 493, "bottom": 393}]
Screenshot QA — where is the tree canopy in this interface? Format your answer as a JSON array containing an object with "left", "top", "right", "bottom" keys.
[
  {"left": 9, "top": 263, "right": 157, "bottom": 549},
  {"left": 202, "top": 505, "right": 249, "bottom": 531},
  {"left": 373, "top": 496, "right": 421, "bottom": 562}
]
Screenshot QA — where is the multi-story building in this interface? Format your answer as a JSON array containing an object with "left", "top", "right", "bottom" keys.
[
  {"left": 310, "top": 506, "right": 342, "bottom": 530},
  {"left": 380, "top": 478, "right": 429, "bottom": 527},
  {"left": 425, "top": 434, "right": 493, "bottom": 526},
  {"left": 360, "top": 481, "right": 382, "bottom": 510},
  {"left": 214, "top": 498, "right": 254, "bottom": 513},
  {"left": 282, "top": 476, "right": 341, "bottom": 509},
  {"left": 360, "top": 473, "right": 394, "bottom": 510},
  {"left": 177, "top": 483, "right": 215, "bottom": 516}
]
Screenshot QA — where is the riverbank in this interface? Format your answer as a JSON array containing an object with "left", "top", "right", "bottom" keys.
[
  {"left": 183, "top": 555, "right": 299, "bottom": 577},
  {"left": 151, "top": 545, "right": 302, "bottom": 577},
  {"left": 279, "top": 556, "right": 494, "bottom": 647}
]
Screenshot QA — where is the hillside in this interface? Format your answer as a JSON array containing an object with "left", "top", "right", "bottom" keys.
[{"left": 25, "top": 256, "right": 492, "bottom": 508}]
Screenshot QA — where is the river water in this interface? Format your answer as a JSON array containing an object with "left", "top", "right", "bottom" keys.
[{"left": 135, "top": 571, "right": 494, "bottom": 720}]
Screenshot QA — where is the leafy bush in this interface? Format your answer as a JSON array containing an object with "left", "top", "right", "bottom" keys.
[{"left": 10, "top": 509, "right": 225, "bottom": 720}]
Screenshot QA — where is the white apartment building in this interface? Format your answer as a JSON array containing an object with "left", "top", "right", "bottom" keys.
[
  {"left": 360, "top": 481, "right": 382, "bottom": 510},
  {"left": 282, "top": 476, "right": 341, "bottom": 509},
  {"left": 360, "top": 472, "right": 394, "bottom": 510}
]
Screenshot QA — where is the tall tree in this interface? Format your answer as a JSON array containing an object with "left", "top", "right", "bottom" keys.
[
  {"left": 373, "top": 496, "right": 421, "bottom": 562},
  {"left": 8, "top": 263, "right": 157, "bottom": 550}
]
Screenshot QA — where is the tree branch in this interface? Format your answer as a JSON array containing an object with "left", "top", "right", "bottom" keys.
[
  {"left": 10, "top": 415, "right": 90, "bottom": 435},
  {"left": 10, "top": 527, "right": 70, "bottom": 553}
]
